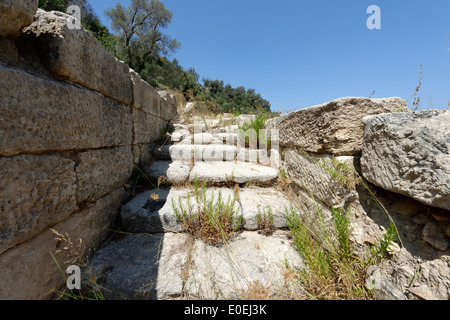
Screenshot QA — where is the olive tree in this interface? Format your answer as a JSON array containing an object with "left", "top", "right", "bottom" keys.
[{"left": 105, "top": 0, "right": 180, "bottom": 72}]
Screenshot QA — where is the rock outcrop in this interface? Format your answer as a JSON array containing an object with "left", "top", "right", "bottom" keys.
[{"left": 361, "top": 110, "right": 450, "bottom": 211}]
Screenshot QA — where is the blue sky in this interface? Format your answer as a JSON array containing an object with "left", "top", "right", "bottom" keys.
[{"left": 90, "top": 0, "right": 449, "bottom": 113}]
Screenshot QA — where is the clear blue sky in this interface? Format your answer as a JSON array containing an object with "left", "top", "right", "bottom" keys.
[{"left": 90, "top": 0, "right": 449, "bottom": 113}]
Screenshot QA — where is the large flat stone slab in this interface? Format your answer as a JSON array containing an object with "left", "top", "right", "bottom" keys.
[
  {"left": 89, "top": 232, "right": 189, "bottom": 300},
  {"left": 267, "top": 97, "right": 408, "bottom": 156},
  {"left": 361, "top": 110, "right": 450, "bottom": 211},
  {"left": 88, "top": 231, "right": 303, "bottom": 300},
  {"left": 189, "top": 161, "right": 279, "bottom": 184}
]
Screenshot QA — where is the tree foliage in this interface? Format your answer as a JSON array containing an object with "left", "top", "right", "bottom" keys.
[
  {"left": 105, "top": 0, "right": 180, "bottom": 72},
  {"left": 39, "top": 0, "right": 273, "bottom": 115}
]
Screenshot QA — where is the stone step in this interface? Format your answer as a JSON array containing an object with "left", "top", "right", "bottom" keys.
[
  {"left": 189, "top": 161, "right": 279, "bottom": 184},
  {"left": 146, "top": 160, "right": 191, "bottom": 184},
  {"left": 120, "top": 186, "right": 291, "bottom": 234},
  {"left": 88, "top": 230, "right": 303, "bottom": 300},
  {"left": 121, "top": 188, "right": 240, "bottom": 234},
  {"left": 169, "top": 144, "right": 237, "bottom": 162},
  {"left": 153, "top": 145, "right": 171, "bottom": 160}
]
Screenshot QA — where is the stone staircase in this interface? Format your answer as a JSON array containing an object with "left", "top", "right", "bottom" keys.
[{"left": 87, "top": 115, "right": 304, "bottom": 300}]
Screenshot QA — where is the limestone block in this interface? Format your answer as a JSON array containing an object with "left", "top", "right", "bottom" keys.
[
  {"left": 239, "top": 187, "right": 292, "bottom": 230},
  {"left": 75, "top": 146, "right": 134, "bottom": 203},
  {"left": 0, "top": 188, "right": 125, "bottom": 299},
  {"left": 130, "top": 69, "right": 160, "bottom": 117},
  {"left": 147, "top": 161, "right": 191, "bottom": 184},
  {"left": 267, "top": 97, "right": 408, "bottom": 156},
  {"left": 0, "top": 154, "right": 76, "bottom": 254},
  {"left": 160, "top": 97, "right": 178, "bottom": 121},
  {"left": 0, "top": 65, "right": 132, "bottom": 156},
  {"left": 88, "top": 231, "right": 303, "bottom": 300},
  {"left": 189, "top": 161, "right": 279, "bottom": 184},
  {"left": 23, "top": 9, "right": 132, "bottom": 105},
  {"left": 132, "top": 108, "right": 163, "bottom": 145},
  {"left": 283, "top": 148, "right": 359, "bottom": 207},
  {"left": 0, "top": 0, "right": 38, "bottom": 37}
]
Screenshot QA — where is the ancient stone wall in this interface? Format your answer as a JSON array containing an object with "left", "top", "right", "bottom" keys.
[{"left": 0, "top": 5, "right": 177, "bottom": 299}]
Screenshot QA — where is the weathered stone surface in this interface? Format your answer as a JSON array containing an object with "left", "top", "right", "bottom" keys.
[
  {"left": 170, "top": 145, "right": 237, "bottom": 162},
  {"left": 239, "top": 188, "right": 291, "bottom": 230},
  {"left": 23, "top": 9, "right": 132, "bottom": 105},
  {"left": 88, "top": 231, "right": 303, "bottom": 300},
  {"left": 283, "top": 148, "right": 359, "bottom": 208},
  {"left": 0, "top": 188, "right": 125, "bottom": 299},
  {"left": 158, "top": 91, "right": 176, "bottom": 107},
  {"left": 0, "top": 154, "right": 76, "bottom": 254},
  {"left": 160, "top": 96, "right": 178, "bottom": 121},
  {"left": 161, "top": 188, "right": 240, "bottom": 232},
  {"left": 132, "top": 143, "right": 154, "bottom": 166},
  {"left": 89, "top": 232, "right": 190, "bottom": 300},
  {"left": 185, "top": 231, "right": 303, "bottom": 299},
  {"left": 236, "top": 148, "right": 271, "bottom": 165},
  {"left": 0, "top": 0, "right": 38, "bottom": 37},
  {"left": 147, "top": 161, "right": 191, "bottom": 184},
  {"left": 193, "top": 132, "right": 215, "bottom": 145},
  {"left": 361, "top": 110, "right": 450, "bottom": 211},
  {"left": 130, "top": 69, "right": 160, "bottom": 117},
  {"left": 121, "top": 188, "right": 240, "bottom": 234},
  {"left": 366, "top": 248, "right": 450, "bottom": 300},
  {"left": 120, "top": 189, "right": 172, "bottom": 234},
  {"left": 189, "top": 161, "right": 279, "bottom": 184},
  {"left": 153, "top": 145, "right": 171, "bottom": 160},
  {"left": 169, "top": 124, "right": 190, "bottom": 143},
  {"left": 0, "top": 65, "right": 132, "bottom": 156},
  {"left": 75, "top": 146, "right": 134, "bottom": 203},
  {"left": 267, "top": 97, "right": 408, "bottom": 156},
  {"left": 422, "top": 221, "right": 449, "bottom": 251},
  {"left": 132, "top": 108, "right": 163, "bottom": 145}
]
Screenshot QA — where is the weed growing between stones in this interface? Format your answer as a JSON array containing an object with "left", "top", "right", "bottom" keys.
[
  {"left": 50, "top": 230, "right": 105, "bottom": 300},
  {"left": 238, "top": 114, "right": 271, "bottom": 149},
  {"left": 172, "top": 177, "right": 243, "bottom": 245},
  {"left": 256, "top": 206, "right": 275, "bottom": 236},
  {"left": 285, "top": 205, "right": 375, "bottom": 300},
  {"left": 281, "top": 150, "right": 402, "bottom": 300}
]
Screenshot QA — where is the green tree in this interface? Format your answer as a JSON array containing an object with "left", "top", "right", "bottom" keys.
[{"left": 105, "top": 0, "right": 180, "bottom": 72}]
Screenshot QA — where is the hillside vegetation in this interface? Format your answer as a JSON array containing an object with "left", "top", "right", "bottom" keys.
[{"left": 39, "top": 0, "right": 274, "bottom": 116}]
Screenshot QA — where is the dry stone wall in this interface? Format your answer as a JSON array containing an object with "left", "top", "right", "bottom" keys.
[{"left": 0, "top": 6, "right": 177, "bottom": 299}]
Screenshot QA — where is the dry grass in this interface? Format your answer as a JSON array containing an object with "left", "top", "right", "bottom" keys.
[
  {"left": 50, "top": 230, "right": 105, "bottom": 300},
  {"left": 172, "top": 178, "right": 243, "bottom": 245}
]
